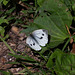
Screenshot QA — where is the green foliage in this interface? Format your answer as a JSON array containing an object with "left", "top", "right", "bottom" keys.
[
  {"left": 0, "top": 16, "right": 9, "bottom": 24},
  {"left": 0, "top": 2, "right": 15, "bottom": 39},
  {"left": 0, "top": 6, "right": 15, "bottom": 39},
  {"left": 23, "top": 0, "right": 72, "bottom": 48},
  {"left": 21, "top": 0, "right": 75, "bottom": 74},
  {"left": 0, "top": 70, "right": 13, "bottom": 75},
  {"left": 0, "top": 0, "right": 9, "bottom": 5},
  {"left": 72, "top": 4, "right": 75, "bottom": 12},
  {"left": 9, "top": 53, "right": 36, "bottom": 62},
  {"left": 3, "top": 0, "right": 8, "bottom": 5},
  {"left": 0, "top": 26, "right": 5, "bottom": 36},
  {"left": 0, "top": 0, "right": 75, "bottom": 75},
  {"left": 46, "top": 49, "right": 75, "bottom": 75},
  {"left": 0, "top": 16, "right": 9, "bottom": 38},
  {"left": 37, "top": 0, "right": 45, "bottom": 7},
  {"left": 35, "top": 0, "right": 72, "bottom": 48}
]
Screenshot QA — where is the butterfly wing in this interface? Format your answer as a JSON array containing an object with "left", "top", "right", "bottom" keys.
[
  {"left": 26, "top": 35, "right": 41, "bottom": 51},
  {"left": 32, "top": 29, "right": 48, "bottom": 46}
]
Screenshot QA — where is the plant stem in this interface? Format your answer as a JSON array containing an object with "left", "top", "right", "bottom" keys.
[
  {"left": 62, "top": 36, "right": 73, "bottom": 51},
  {"left": 39, "top": 52, "right": 47, "bottom": 61}
]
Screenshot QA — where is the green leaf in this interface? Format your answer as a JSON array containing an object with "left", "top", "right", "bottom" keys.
[
  {"left": 3, "top": 34, "right": 9, "bottom": 40},
  {"left": 46, "top": 49, "right": 63, "bottom": 68},
  {"left": 72, "top": 4, "right": 75, "bottom": 11},
  {"left": 0, "top": 17, "right": 9, "bottom": 24},
  {"left": 0, "top": 26, "right": 5, "bottom": 36},
  {"left": 7, "top": 61, "right": 19, "bottom": 64},
  {"left": 60, "top": 0, "right": 72, "bottom": 10},
  {"left": 3, "top": 0, "right": 8, "bottom": 5},
  {"left": 21, "top": 10, "right": 27, "bottom": 14},
  {"left": 6, "top": 7, "right": 15, "bottom": 14},
  {"left": 21, "top": 23, "right": 39, "bottom": 36},
  {"left": 4, "top": 19, "right": 9, "bottom": 24},
  {"left": 7, "top": 17, "right": 15, "bottom": 21},
  {"left": 9, "top": 53, "right": 36, "bottom": 62},
  {"left": 15, "top": 19, "right": 23, "bottom": 24},
  {"left": 22, "top": 0, "right": 72, "bottom": 48},
  {"left": 0, "top": 0, "right": 3, "bottom": 4},
  {"left": 0, "top": 70, "right": 12, "bottom": 75},
  {"left": 33, "top": 0, "right": 73, "bottom": 48},
  {"left": 37, "top": 0, "right": 45, "bottom": 6},
  {"left": 0, "top": 11, "right": 3, "bottom": 15}
]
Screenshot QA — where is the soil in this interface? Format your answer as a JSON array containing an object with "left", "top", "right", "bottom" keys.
[{"left": 0, "top": 26, "right": 41, "bottom": 75}]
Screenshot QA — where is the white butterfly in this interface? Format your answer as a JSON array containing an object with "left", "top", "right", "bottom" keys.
[{"left": 26, "top": 29, "right": 48, "bottom": 51}]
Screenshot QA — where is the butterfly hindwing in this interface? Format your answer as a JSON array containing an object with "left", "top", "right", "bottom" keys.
[{"left": 26, "top": 36, "right": 41, "bottom": 51}]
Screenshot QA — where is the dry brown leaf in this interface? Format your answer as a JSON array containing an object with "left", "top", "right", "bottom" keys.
[{"left": 11, "top": 26, "right": 19, "bottom": 35}]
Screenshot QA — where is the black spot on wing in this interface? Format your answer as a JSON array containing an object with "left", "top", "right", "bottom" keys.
[
  {"left": 30, "top": 43, "right": 35, "bottom": 46},
  {"left": 42, "top": 29, "right": 46, "bottom": 32},
  {"left": 30, "top": 44, "right": 32, "bottom": 46},
  {"left": 39, "top": 33, "right": 45, "bottom": 39},
  {"left": 40, "top": 37, "right": 43, "bottom": 39},
  {"left": 33, "top": 43, "right": 35, "bottom": 45},
  {"left": 42, "top": 34, "right": 44, "bottom": 36},
  {"left": 42, "top": 29, "right": 48, "bottom": 34}
]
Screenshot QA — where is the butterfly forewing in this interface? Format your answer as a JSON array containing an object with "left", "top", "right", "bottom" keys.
[{"left": 32, "top": 29, "right": 48, "bottom": 46}]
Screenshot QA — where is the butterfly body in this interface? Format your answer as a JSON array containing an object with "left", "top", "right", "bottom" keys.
[{"left": 26, "top": 29, "right": 48, "bottom": 51}]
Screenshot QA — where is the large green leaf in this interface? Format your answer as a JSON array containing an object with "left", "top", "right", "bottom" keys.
[{"left": 33, "top": 0, "right": 73, "bottom": 48}]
